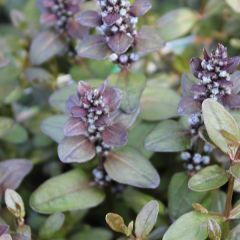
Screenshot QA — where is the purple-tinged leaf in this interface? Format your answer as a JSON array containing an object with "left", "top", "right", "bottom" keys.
[
  {"left": 181, "top": 74, "right": 197, "bottom": 97},
  {"left": 76, "top": 10, "right": 102, "bottom": 27},
  {"left": 102, "top": 86, "right": 122, "bottom": 112},
  {"left": 30, "top": 31, "right": 66, "bottom": 65},
  {"left": 177, "top": 96, "right": 201, "bottom": 115},
  {"left": 58, "top": 136, "right": 96, "bottom": 163},
  {"left": 108, "top": 32, "right": 134, "bottom": 55},
  {"left": 77, "top": 35, "right": 110, "bottom": 60},
  {"left": 104, "top": 147, "right": 160, "bottom": 189},
  {"left": 67, "top": 19, "right": 89, "bottom": 39},
  {"left": 136, "top": 26, "right": 164, "bottom": 56},
  {"left": 64, "top": 118, "right": 87, "bottom": 137},
  {"left": 103, "top": 12, "right": 120, "bottom": 25},
  {"left": 66, "top": 96, "right": 87, "bottom": 118},
  {"left": 130, "top": 0, "right": 152, "bottom": 17},
  {"left": 1, "top": 234, "right": 12, "bottom": 240},
  {"left": 102, "top": 123, "right": 128, "bottom": 147},
  {"left": 227, "top": 57, "right": 240, "bottom": 74},
  {"left": 190, "top": 57, "right": 202, "bottom": 78},
  {"left": 231, "top": 71, "right": 240, "bottom": 94},
  {"left": 190, "top": 84, "right": 207, "bottom": 97},
  {"left": 0, "top": 225, "right": 9, "bottom": 236},
  {"left": 0, "top": 159, "right": 32, "bottom": 196},
  {"left": 78, "top": 81, "right": 92, "bottom": 96},
  {"left": 40, "top": 12, "right": 56, "bottom": 26},
  {"left": 222, "top": 94, "right": 240, "bottom": 109}
]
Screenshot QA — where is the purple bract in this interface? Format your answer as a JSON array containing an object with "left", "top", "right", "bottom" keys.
[
  {"left": 76, "top": 0, "right": 163, "bottom": 66},
  {"left": 37, "top": 0, "right": 88, "bottom": 38},
  {"left": 178, "top": 44, "right": 240, "bottom": 115}
]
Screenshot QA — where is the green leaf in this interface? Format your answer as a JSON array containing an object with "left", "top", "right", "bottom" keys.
[
  {"left": 168, "top": 173, "right": 208, "bottom": 219},
  {"left": 227, "top": 224, "right": 240, "bottom": 240},
  {"left": 49, "top": 84, "right": 77, "bottom": 112},
  {"left": 163, "top": 212, "right": 209, "bottom": 240},
  {"left": 1, "top": 124, "right": 28, "bottom": 144},
  {"left": 30, "top": 169, "right": 105, "bottom": 214},
  {"left": 108, "top": 71, "right": 146, "bottom": 114},
  {"left": 157, "top": 8, "right": 199, "bottom": 41},
  {"left": 135, "top": 200, "right": 159, "bottom": 238},
  {"left": 70, "top": 227, "right": 112, "bottom": 240},
  {"left": 202, "top": 99, "right": 240, "bottom": 154},
  {"left": 41, "top": 115, "right": 67, "bottom": 143},
  {"left": 128, "top": 119, "right": 156, "bottom": 158},
  {"left": 39, "top": 213, "right": 65, "bottom": 239},
  {"left": 140, "top": 87, "right": 180, "bottom": 121},
  {"left": 0, "top": 64, "right": 19, "bottom": 102},
  {"left": 144, "top": 120, "right": 190, "bottom": 152},
  {"left": 188, "top": 165, "right": 228, "bottom": 192},
  {"left": 30, "top": 31, "right": 65, "bottom": 65},
  {"left": 0, "top": 117, "right": 14, "bottom": 137},
  {"left": 229, "top": 202, "right": 240, "bottom": 219},
  {"left": 123, "top": 188, "right": 164, "bottom": 215},
  {"left": 208, "top": 219, "right": 221, "bottom": 240},
  {"left": 230, "top": 164, "right": 240, "bottom": 179},
  {"left": 104, "top": 147, "right": 160, "bottom": 189},
  {"left": 226, "top": 0, "right": 240, "bottom": 13}
]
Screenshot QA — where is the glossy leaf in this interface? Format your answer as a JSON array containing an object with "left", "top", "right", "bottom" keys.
[
  {"left": 202, "top": 99, "right": 240, "bottom": 154},
  {"left": 49, "top": 84, "right": 76, "bottom": 112},
  {"left": 39, "top": 213, "right": 65, "bottom": 238},
  {"left": 188, "top": 165, "right": 228, "bottom": 192},
  {"left": 58, "top": 136, "right": 96, "bottom": 163},
  {"left": 135, "top": 200, "right": 159, "bottom": 238},
  {"left": 157, "top": 8, "right": 199, "bottom": 41},
  {"left": 30, "top": 31, "right": 65, "bottom": 65},
  {"left": 163, "top": 212, "right": 216, "bottom": 240},
  {"left": 230, "top": 164, "right": 240, "bottom": 180},
  {"left": 141, "top": 87, "right": 180, "bottom": 121},
  {"left": 109, "top": 71, "right": 146, "bottom": 114},
  {"left": 30, "top": 169, "right": 105, "bottom": 214},
  {"left": 77, "top": 35, "right": 110, "bottom": 60},
  {"left": 144, "top": 120, "right": 190, "bottom": 152},
  {"left": 104, "top": 147, "right": 160, "bottom": 189},
  {"left": 168, "top": 173, "right": 208, "bottom": 219},
  {"left": 41, "top": 115, "right": 67, "bottom": 143},
  {"left": 0, "top": 159, "right": 32, "bottom": 196},
  {"left": 0, "top": 117, "right": 14, "bottom": 137}
]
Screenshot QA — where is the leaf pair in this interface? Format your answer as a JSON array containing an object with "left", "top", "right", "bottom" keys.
[{"left": 106, "top": 200, "right": 159, "bottom": 240}]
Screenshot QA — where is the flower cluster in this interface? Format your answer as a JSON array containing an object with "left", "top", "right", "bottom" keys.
[
  {"left": 37, "top": 0, "right": 88, "bottom": 39},
  {"left": 178, "top": 44, "right": 240, "bottom": 116},
  {"left": 63, "top": 80, "right": 127, "bottom": 157},
  {"left": 76, "top": 0, "right": 163, "bottom": 66},
  {"left": 180, "top": 144, "right": 212, "bottom": 173}
]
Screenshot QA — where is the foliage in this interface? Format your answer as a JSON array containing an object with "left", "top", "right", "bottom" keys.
[{"left": 1, "top": 0, "right": 240, "bottom": 239}]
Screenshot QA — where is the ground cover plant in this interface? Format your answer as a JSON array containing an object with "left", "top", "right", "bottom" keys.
[{"left": 1, "top": 0, "right": 240, "bottom": 239}]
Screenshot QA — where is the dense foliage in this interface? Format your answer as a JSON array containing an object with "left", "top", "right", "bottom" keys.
[{"left": 1, "top": 0, "right": 240, "bottom": 239}]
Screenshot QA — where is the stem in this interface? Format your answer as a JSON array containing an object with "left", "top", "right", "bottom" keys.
[{"left": 223, "top": 175, "right": 235, "bottom": 218}]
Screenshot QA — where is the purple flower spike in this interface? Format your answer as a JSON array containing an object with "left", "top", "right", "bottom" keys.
[
  {"left": 76, "top": 0, "right": 163, "bottom": 66},
  {"left": 178, "top": 44, "right": 240, "bottom": 115},
  {"left": 37, "top": 0, "right": 88, "bottom": 38},
  {"left": 58, "top": 80, "right": 137, "bottom": 164}
]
